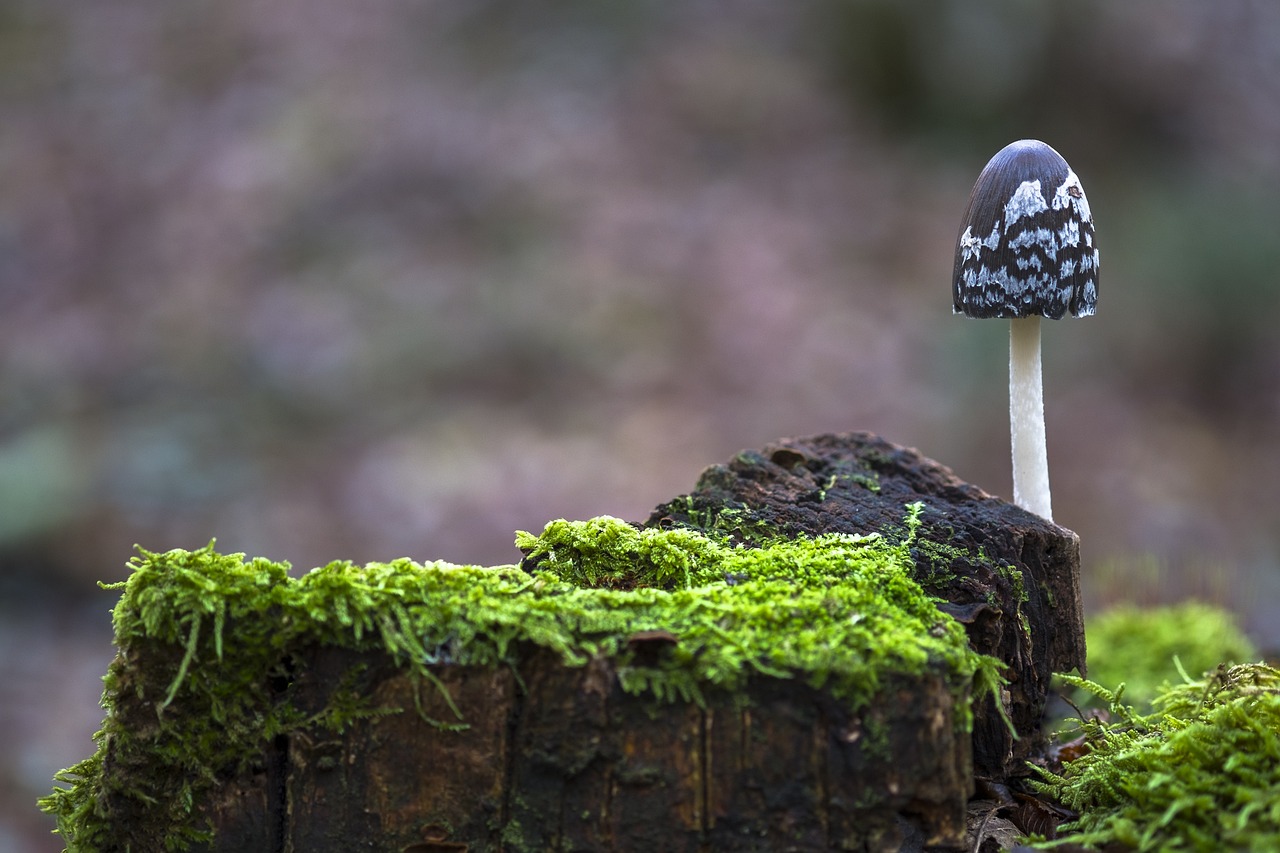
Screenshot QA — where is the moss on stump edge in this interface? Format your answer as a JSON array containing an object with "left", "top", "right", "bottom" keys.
[{"left": 41, "top": 503, "right": 1003, "bottom": 852}]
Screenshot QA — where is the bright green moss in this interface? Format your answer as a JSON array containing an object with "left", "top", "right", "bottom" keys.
[
  {"left": 1081, "top": 602, "right": 1258, "bottom": 710},
  {"left": 1033, "top": 664, "right": 1280, "bottom": 851},
  {"left": 41, "top": 504, "right": 1001, "bottom": 851},
  {"left": 514, "top": 515, "right": 722, "bottom": 589},
  {"left": 518, "top": 509, "right": 1002, "bottom": 710}
]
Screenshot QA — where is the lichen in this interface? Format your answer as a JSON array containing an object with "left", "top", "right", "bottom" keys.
[
  {"left": 40, "top": 504, "right": 1002, "bottom": 851},
  {"left": 1032, "top": 663, "right": 1280, "bottom": 851}
]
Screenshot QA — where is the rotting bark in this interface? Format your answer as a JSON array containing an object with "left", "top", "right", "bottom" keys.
[
  {"left": 196, "top": 646, "right": 971, "bottom": 852},
  {"left": 55, "top": 431, "right": 1085, "bottom": 853},
  {"left": 647, "top": 431, "right": 1086, "bottom": 779}
]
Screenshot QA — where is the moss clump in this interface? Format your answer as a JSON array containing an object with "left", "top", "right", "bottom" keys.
[
  {"left": 1082, "top": 603, "right": 1258, "bottom": 710},
  {"left": 515, "top": 515, "right": 723, "bottom": 589},
  {"left": 518, "top": 506, "right": 1003, "bottom": 712},
  {"left": 1033, "top": 664, "right": 1280, "bottom": 851},
  {"left": 41, "top": 504, "right": 1000, "bottom": 850}
]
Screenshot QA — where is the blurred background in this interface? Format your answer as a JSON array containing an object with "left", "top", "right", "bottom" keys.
[{"left": 5, "top": 1, "right": 1280, "bottom": 847}]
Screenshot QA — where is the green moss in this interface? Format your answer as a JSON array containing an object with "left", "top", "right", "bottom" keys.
[
  {"left": 501, "top": 818, "right": 527, "bottom": 848},
  {"left": 1034, "top": 605, "right": 1272, "bottom": 850},
  {"left": 518, "top": 507, "right": 1002, "bottom": 711},
  {"left": 1081, "top": 603, "right": 1258, "bottom": 711},
  {"left": 814, "top": 471, "right": 880, "bottom": 499},
  {"left": 886, "top": 516, "right": 978, "bottom": 594},
  {"left": 515, "top": 515, "right": 722, "bottom": 590},
  {"left": 996, "top": 562, "right": 1030, "bottom": 639},
  {"left": 1032, "top": 664, "right": 1280, "bottom": 851},
  {"left": 658, "top": 495, "right": 778, "bottom": 545},
  {"left": 41, "top": 505, "right": 1001, "bottom": 850}
]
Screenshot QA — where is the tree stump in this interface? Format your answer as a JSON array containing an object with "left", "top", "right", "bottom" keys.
[
  {"left": 274, "top": 647, "right": 973, "bottom": 852},
  {"left": 43, "top": 432, "right": 1085, "bottom": 852},
  {"left": 647, "top": 432, "right": 1086, "bottom": 779}
]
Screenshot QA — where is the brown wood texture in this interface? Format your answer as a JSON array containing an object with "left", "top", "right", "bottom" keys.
[
  {"left": 170, "top": 431, "right": 1084, "bottom": 851},
  {"left": 647, "top": 432, "right": 1086, "bottom": 779},
  {"left": 199, "top": 647, "right": 970, "bottom": 852}
]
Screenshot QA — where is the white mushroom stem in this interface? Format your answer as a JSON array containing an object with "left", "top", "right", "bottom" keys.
[{"left": 1009, "top": 316, "right": 1053, "bottom": 520}]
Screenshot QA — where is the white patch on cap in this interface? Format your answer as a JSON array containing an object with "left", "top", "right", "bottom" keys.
[
  {"left": 1008, "top": 226, "right": 1057, "bottom": 260},
  {"left": 1004, "top": 180, "right": 1048, "bottom": 228},
  {"left": 1058, "top": 219, "right": 1080, "bottom": 247},
  {"left": 958, "top": 223, "right": 1001, "bottom": 262},
  {"left": 1078, "top": 281, "right": 1097, "bottom": 314},
  {"left": 1052, "top": 170, "right": 1092, "bottom": 221}
]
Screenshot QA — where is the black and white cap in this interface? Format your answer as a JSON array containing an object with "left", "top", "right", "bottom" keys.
[{"left": 952, "top": 139, "right": 1098, "bottom": 319}]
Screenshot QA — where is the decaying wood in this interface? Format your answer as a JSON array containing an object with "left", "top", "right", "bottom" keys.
[
  {"left": 648, "top": 432, "right": 1086, "bottom": 779},
  {"left": 206, "top": 646, "right": 968, "bottom": 852},
  {"left": 123, "top": 432, "right": 1083, "bottom": 852}
]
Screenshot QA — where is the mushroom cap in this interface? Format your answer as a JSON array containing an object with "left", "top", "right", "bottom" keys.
[{"left": 953, "top": 139, "right": 1098, "bottom": 319}]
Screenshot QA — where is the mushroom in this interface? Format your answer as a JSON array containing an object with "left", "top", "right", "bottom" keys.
[{"left": 952, "top": 139, "right": 1098, "bottom": 521}]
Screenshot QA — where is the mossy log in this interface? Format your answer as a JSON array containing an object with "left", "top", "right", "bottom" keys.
[
  {"left": 269, "top": 648, "right": 971, "bottom": 852},
  {"left": 648, "top": 432, "right": 1087, "bottom": 779},
  {"left": 43, "top": 432, "right": 1084, "bottom": 852}
]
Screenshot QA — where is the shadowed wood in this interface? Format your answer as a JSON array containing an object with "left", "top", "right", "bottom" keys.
[
  {"left": 648, "top": 431, "right": 1086, "bottom": 779},
  {"left": 115, "top": 432, "right": 1084, "bottom": 852}
]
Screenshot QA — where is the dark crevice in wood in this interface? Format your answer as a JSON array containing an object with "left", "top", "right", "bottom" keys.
[{"left": 499, "top": 659, "right": 527, "bottom": 846}]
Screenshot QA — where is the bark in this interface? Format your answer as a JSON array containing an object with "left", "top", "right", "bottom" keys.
[
  {"left": 647, "top": 432, "right": 1086, "bottom": 779},
  {"left": 103, "top": 431, "right": 1084, "bottom": 852},
  {"left": 196, "top": 647, "right": 971, "bottom": 852}
]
